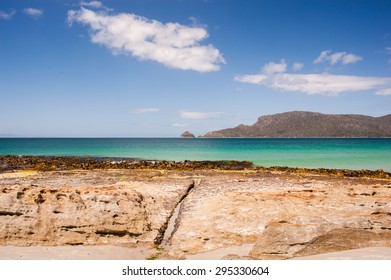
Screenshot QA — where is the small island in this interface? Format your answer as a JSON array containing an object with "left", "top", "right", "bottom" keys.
[{"left": 180, "top": 131, "right": 196, "bottom": 138}]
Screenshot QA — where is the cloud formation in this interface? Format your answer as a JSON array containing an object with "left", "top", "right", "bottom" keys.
[
  {"left": 0, "top": 9, "right": 16, "bottom": 20},
  {"left": 133, "top": 108, "right": 159, "bottom": 113},
  {"left": 314, "top": 50, "right": 362, "bottom": 65},
  {"left": 180, "top": 110, "right": 223, "bottom": 119},
  {"left": 261, "top": 60, "right": 287, "bottom": 75},
  {"left": 376, "top": 88, "right": 391, "bottom": 96},
  {"left": 292, "top": 62, "right": 304, "bottom": 71},
  {"left": 172, "top": 123, "right": 189, "bottom": 127},
  {"left": 67, "top": 7, "right": 225, "bottom": 72},
  {"left": 235, "top": 60, "right": 391, "bottom": 96},
  {"left": 23, "top": 8, "right": 43, "bottom": 19},
  {"left": 80, "top": 1, "right": 103, "bottom": 8}
]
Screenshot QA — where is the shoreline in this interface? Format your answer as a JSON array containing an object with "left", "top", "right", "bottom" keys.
[{"left": 1, "top": 155, "right": 390, "bottom": 179}]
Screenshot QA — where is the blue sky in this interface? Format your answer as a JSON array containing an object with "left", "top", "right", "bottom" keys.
[{"left": 1, "top": 0, "right": 391, "bottom": 137}]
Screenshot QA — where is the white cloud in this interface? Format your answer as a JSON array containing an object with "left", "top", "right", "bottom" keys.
[
  {"left": 172, "top": 123, "right": 189, "bottom": 127},
  {"left": 314, "top": 50, "right": 362, "bottom": 65},
  {"left": 235, "top": 60, "right": 391, "bottom": 96},
  {"left": 261, "top": 59, "right": 286, "bottom": 75},
  {"left": 341, "top": 53, "right": 362, "bottom": 64},
  {"left": 80, "top": 1, "right": 103, "bottom": 8},
  {"left": 133, "top": 108, "right": 159, "bottom": 113},
  {"left": 313, "top": 50, "right": 329, "bottom": 64},
  {"left": 0, "top": 9, "right": 16, "bottom": 20},
  {"left": 292, "top": 62, "right": 304, "bottom": 71},
  {"left": 67, "top": 7, "right": 225, "bottom": 72},
  {"left": 376, "top": 88, "right": 391, "bottom": 96},
  {"left": 180, "top": 110, "right": 223, "bottom": 119},
  {"left": 23, "top": 8, "right": 43, "bottom": 18}
]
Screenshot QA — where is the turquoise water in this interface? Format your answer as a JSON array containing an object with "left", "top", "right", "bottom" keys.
[{"left": 0, "top": 138, "right": 390, "bottom": 171}]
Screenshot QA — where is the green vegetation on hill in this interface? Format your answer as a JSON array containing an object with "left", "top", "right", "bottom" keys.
[{"left": 203, "top": 111, "right": 391, "bottom": 138}]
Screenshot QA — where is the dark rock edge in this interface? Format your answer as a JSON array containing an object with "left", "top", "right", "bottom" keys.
[{"left": 0, "top": 155, "right": 390, "bottom": 179}]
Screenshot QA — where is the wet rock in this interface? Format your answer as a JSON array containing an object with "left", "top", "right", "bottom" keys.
[
  {"left": 1, "top": 155, "right": 390, "bottom": 178},
  {"left": 0, "top": 156, "right": 255, "bottom": 172}
]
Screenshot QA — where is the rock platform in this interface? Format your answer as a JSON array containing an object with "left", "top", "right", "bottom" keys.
[{"left": 1, "top": 156, "right": 390, "bottom": 259}]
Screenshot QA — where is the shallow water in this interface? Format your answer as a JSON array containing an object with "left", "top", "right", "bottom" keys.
[{"left": 0, "top": 138, "right": 390, "bottom": 171}]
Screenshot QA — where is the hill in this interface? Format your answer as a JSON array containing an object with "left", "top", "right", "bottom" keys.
[{"left": 203, "top": 111, "right": 391, "bottom": 138}]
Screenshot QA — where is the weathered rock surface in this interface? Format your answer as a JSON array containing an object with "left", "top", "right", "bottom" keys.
[
  {"left": 167, "top": 171, "right": 391, "bottom": 259},
  {"left": 1, "top": 167, "right": 391, "bottom": 260},
  {"left": 247, "top": 176, "right": 391, "bottom": 259},
  {"left": 0, "top": 170, "right": 193, "bottom": 247}
]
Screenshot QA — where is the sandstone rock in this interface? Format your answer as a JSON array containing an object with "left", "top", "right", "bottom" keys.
[
  {"left": 167, "top": 171, "right": 391, "bottom": 259},
  {"left": 250, "top": 227, "right": 391, "bottom": 259},
  {"left": 0, "top": 170, "right": 193, "bottom": 247},
  {"left": 1, "top": 168, "right": 391, "bottom": 260}
]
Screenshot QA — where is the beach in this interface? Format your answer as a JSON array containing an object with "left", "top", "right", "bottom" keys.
[
  {"left": 2, "top": 245, "right": 391, "bottom": 260},
  {"left": 1, "top": 156, "right": 391, "bottom": 260}
]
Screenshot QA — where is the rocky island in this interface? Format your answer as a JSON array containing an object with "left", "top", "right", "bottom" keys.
[
  {"left": 180, "top": 131, "right": 196, "bottom": 138},
  {"left": 1, "top": 156, "right": 390, "bottom": 260}
]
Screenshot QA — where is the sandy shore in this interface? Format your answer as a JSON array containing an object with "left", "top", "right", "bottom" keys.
[
  {"left": 1, "top": 245, "right": 391, "bottom": 260},
  {"left": 0, "top": 245, "right": 157, "bottom": 260},
  {"left": 186, "top": 244, "right": 254, "bottom": 260},
  {"left": 292, "top": 247, "right": 391, "bottom": 260}
]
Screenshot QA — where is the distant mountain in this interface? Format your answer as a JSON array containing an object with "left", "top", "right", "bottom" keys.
[{"left": 203, "top": 111, "right": 391, "bottom": 138}]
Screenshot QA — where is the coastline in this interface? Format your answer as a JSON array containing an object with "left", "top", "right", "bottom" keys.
[
  {"left": 1, "top": 138, "right": 391, "bottom": 172},
  {"left": 1, "top": 156, "right": 391, "bottom": 260},
  {"left": 1, "top": 155, "right": 390, "bottom": 179}
]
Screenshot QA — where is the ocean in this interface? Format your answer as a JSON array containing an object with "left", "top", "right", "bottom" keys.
[{"left": 0, "top": 138, "right": 390, "bottom": 172}]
